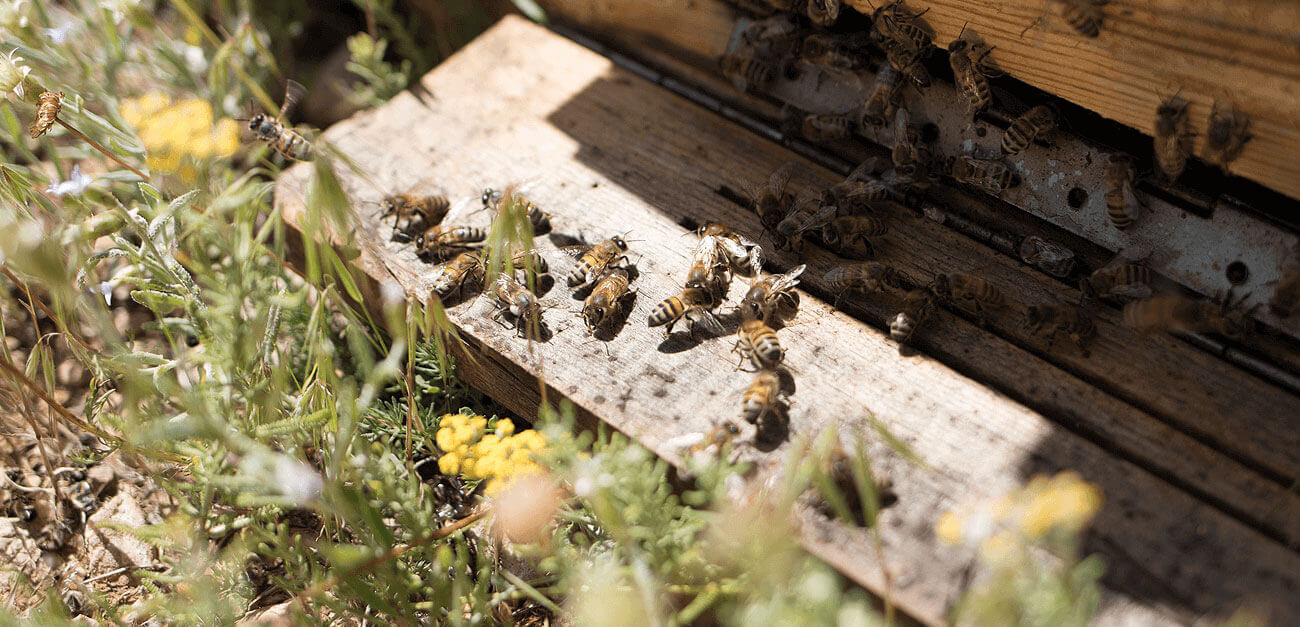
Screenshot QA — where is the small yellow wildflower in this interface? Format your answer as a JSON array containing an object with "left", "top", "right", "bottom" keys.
[
  {"left": 1019, "top": 471, "right": 1103, "bottom": 539},
  {"left": 118, "top": 93, "right": 241, "bottom": 180},
  {"left": 936, "top": 510, "right": 963, "bottom": 545},
  {"left": 434, "top": 413, "right": 549, "bottom": 496},
  {"left": 977, "top": 530, "right": 1018, "bottom": 565}
]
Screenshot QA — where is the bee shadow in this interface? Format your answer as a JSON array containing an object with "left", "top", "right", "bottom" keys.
[
  {"left": 548, "top": 231, "right": 587, "bottom": 248},
  {"left": 655, "top": 311, "right": 741, "bottom": 354},
  {"left": 531, "top": 273, "right": 556, "bottom": 298},
  {"left": 592, "top": 292, "right": 639, "bottom": 343},
  {"left": 753, "top": 410, "right": 790, "bottom": 452}
]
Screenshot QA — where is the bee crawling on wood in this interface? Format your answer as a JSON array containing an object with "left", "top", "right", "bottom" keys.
[
  {"left": 1001, "top": 105, "right": 1057, "bottom": 155},
  {"left": 1081, "top": 262, "right": 1152, "bottom": 302},
  {"left": 1103, "top": 154, "right": 1143, "bottom": 230},
  {"left": 1204, "top": 100, "right": 1252, "bottom": 172},
  {"left": 30, "top": 90, "right": 63, "bottom": 139},
  {"left": 505, "top": 248, "right": 550, "bottom": 287},
  {"left": 648, "top": 286, "right": 725, "bottom": 338},
  {"left": 812, "top": 445, "right": 896, "bottom": 527},
  {"left": 1019, "top": 235, "right": 1076, "bottom": 278},
  {"left": 1024, "top": 302, "right": 1095, "bottom": 355},
  {"left": 1123, "top": 292, "right": 1255, "bottom": 340},
  {"left": 415, "top": 224, "right": 486, "bottom": 261},
  {"left": 799, "top": 32, "right": 868, "bottom": 71},
  {"left": 565, "top": 235, "right": 631, "bottom": 289},
  {"left": 800, "top": 111, "right": 856, "bottom": 142},
  {"left": 860, "top": 63, "right": 906, "bottom": 129},
  {"left": 948, "top": 25, "right": 1002, "bottom": 116},
  {"left": 240, "top": 80, "right": 312, "bottom": 161},
  {"left": 380, "top": 190, "right": 451, "bottom": 243},
  {"left": 821, "top": 215, "right": 890, "bottom": 258},
  {"left": 430, "top": 251, "right": 486, "bottom": 302},
  {"left": 776, "top": 195, "right": 837, "bottom": 252},
  {"left": 947, "top": 155, "right": 1020, "bottom": 196},
  {"left": 720, "top": 49, "right": 778, "bottom": 93},
  {"left": 740, "top": 264, "right": 805, "bottom": 325},
  {"left": 741, "top": 368, "right": 792, "bottom": 449},
  {"left": 491, "top": 273, "right": 545, "bottom": 338},
  {"left": 806, "top": 0, "right": 842, "bottom": 27},
  {"left": 1153, "top": 93, "right": 1194, "bottom": 182},
  {"left": 482, "top": 186, "right": 552, "bottom": 234},
  {"left": 932, "top": 271, "right": 1007, "bottom": 326},
  {"left": 890, "top": 109, "right": 933, "bottom": 180},
  {"left": 871, "top": 0, "right": 934, "bottom": 56},
  {"left": 734, "top": 317, "right": 785, "bottom": 370},
  {"left": 581, "top": 268, "right": 636, "bottom": 335},
  {"left": 697, "top": 222, "right": 763, "bottom": 278},
  {"left": 890, "top": 287, "right": 936, "bottom": 344},
  {"left": 825, "top": 262, "right": 902, "bottom": 304},
  {"left": 688, "top": 235, "right": 736, "bottom": 303},
  {"left": 1050, "top": 0, "right": 1108, "bottom": 38}
]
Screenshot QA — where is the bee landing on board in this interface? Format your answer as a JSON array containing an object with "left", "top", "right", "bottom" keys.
[
  {"left": 565, "top": 235, "right": 631, "bottom": 289},
  {"left": 932, "top": 272, "right": 1007, "bottom": 326},
  {"left": 491, "top": 273, "right": 544, "bottom": 338},
  {"left": 581, "top": 268, "right": 635, "bottom": 336},
  {"left": 822, "top": 215, "right": 890, "bottom": 259},
  {"left": 1081, "top": 263, "right": 1152, "bottom": 302},
  {"left": 734, "top": 317, "right": 785, "bottom": 370},
  {"left": 740, "top": 264, "right": 805, "bottom": 326},
  {"left": 688, "top": 235, "right": 736, "bottom": 303},
  {"left": 1122, "top": 293, "right": 1255, "bottom": 340},
  {"left": 1103, "top": 154, "right": 1143, "bottom": 229},
  {"left": 741, "top": 369, "right": 792, "bottom": 449},
  {"left": 431, "top": 251, "right": 486, "bottom": 302},
  {"left": 648, "top": 286, "right": 725, "bottom": 338},
  {"left": 697, "top": 222, "right": 763, "bottom": 278},
  {"left": 776, "top": 196, "right": 837, "bottom": 252},
  {"left": 948, "top": 155, "right": 1020, "bottom": 196},
  {"left": 416, "top": 225, "right": 487, "bottom": 261},
  {"left": 825, "top": 262, "right": 901, "bottom": 305},
  {"left": 1204, "top": 101, "right": 1252, "bottom": 172},
  {"left": 755, "top": 163, "right": 797, "bottom": 243},
  {"left": 890, "top": 287, "right": 935, "bottom": 344},
  {"left": 1001, "top": 105, "right": 1057, "bottom": 155},
  {"left": 30, "top": 90, "right": 63, "bottom": 139},
  {"left": 241, "top": 80, "right": 312, "bottom": 161},
  {"left": 1023, "top": 303, "right": 1095, "bottom": 355},
  {"left": 482, "top": 187, "right": 552, "bottom": 234},
  {"left": 380, "top": 192, "right": 451, "bottom": 243},
  {"left": 1153, "top": 94, "right": 1194, "bottom": 182},
  {"left": 948, "top": 26, "right": 1001, "bottom": 116}
]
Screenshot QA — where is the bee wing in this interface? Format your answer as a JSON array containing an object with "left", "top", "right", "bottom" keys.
[
  {"left": 279, "top": 80, "right": 306, "bottom": 121},
  {"left": 557, "top": 243, "right": 596, "bottom": 258},
  {"left": 767, "top": 162, "right": 796, "bottom": 194},
  {"left": 686, "top": 308, "right": 726, "bottom": 336},
  {"left": 770, "top": 264, "right": 807, "bottom": 291},
  {"left": 891, "top": 107, "right": 911, "bottom": 144}
]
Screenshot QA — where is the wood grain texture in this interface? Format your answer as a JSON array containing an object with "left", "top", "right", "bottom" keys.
[{"left": 274, "top": 17, "right": 1300, "bottom": 624}]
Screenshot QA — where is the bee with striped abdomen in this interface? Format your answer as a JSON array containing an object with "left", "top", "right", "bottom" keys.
[
  {"left": 1050, "top": 0, "right": 1107, "bottom": 38},
  {"left": 482, "top": 187, "right": 552, "bottom": 233},
  {"left": 566, "top": 236, "right": 630, "bottom": 288},
  {"left": 821, "top": 216, "right": 889, "bottom": 257},
  {"left": 891, "top": 288, "right": 935, "bottom": 343},
  {"left": 506, "top": 248, "right": 549, "bottom": 284},
  {"left": 243, "top": 80, "right": 311, "bottom": 161},
  {"left": 1104, "top": 154, "right": 1143, "bottom": 229},
  {"left": 886, "top": 42, "right": 931, "bottom": 89},
  {"left": 582, "top": 268, "right": 634, "bottom": 335},
  {"left": 948, "top": 155, "right": 1019, "bottom": 195},
  {"left": 720, "top": 50, "right": 777, "bottom": 93},
  {"left": 801, "top": 112, "right": 855, "bottom": 142},
  {"left": 1204, "top": 101, "right": 1252, "bottom": 172},
  {"left": 806, "top": 0, "right": 841, "bottom": 26},
  {"left": 1123, "top": 293, "right": 1253, "bottom": 340},
  {"left": 698, "top": 222, "right": 763, "bottom": 278},
  {"left": 648, "top": 287, "right": 724, "bottom": 338},
  {"left": 381, "top": 192, "right": 451, "bottom": 242},
  {"left": 491, "top": 273, "right": 543, "bottom": 338},
  {"left": 1001, "top": 105, "right": 1056, "bottom": 155},
  {"left": 861, "top": 63, "right": 905, "bottom": 128},
  {"left": 776, "top": 196, "right": 837, "bottom": 252},
  {"left": 416, "top": 225, "right": 486, "bottom": 261},
  {"left": 740, "top": 264, "right": 805, "bottom": 325},
  {"left": 933, "top": 271, "right": 1006, "bottom": 325},
  {"left": 1024, "top": 303, "right": 1095, "bottom": 354},
  {"left": 799, "top": 32, "right": 861, "bottom": 71},
  {"left": 741, "top": 369, "right": 791, "bottom": 447},
  {"left": 1154, "top": 94, "right": 1194, "bottom": 182},
  {"left": 1019, "top": 235, "right": 1077, "bottom": 278},
  {"left": 891, "top": 109, "right": 932, "bottom": 179},
  {"left": 1082, "top": 263, "right": 1152, "bottom": 301},
  {"left": 948, "top": 27, "right": 999, "bottom": 115},
  {"left": 431, "top": 251, "right": 485, "bottom": 302},
  {"left": 871, "top": 1, "right": 934, "bottom": 55},
  {"left": 825, "top": 262, "right": 901, "bottom": 303},
  {"left": 30, "top": 90, "right": 63, "bottom": 139},
  {"left": 735, "top": 318, "right": 785, "bottom": 370},
  {"left": 687, "top": 235, "right": 733, "bottom": 300}
]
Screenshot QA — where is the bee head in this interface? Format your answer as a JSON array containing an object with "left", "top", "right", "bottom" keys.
[
  {"left": 611, "top": 235, "right": 628, "bottom": 251},
  {"left": 481, "top": 188, "right": 499, "bottom": 207},
  {"left": 379, "top": 197, "right": 398, "bottom": 217},
  {"left": 248, "top": 114, "right": 267, "bottom": 132}
]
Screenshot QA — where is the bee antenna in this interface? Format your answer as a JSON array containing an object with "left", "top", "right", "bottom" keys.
[{"left": 957, "top": 20, "right": 969, "bottom": 40}]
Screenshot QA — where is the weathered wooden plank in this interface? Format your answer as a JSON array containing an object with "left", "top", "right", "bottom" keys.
[{"left": 274, "top": 17, "right": 1300, "bottom": 624}]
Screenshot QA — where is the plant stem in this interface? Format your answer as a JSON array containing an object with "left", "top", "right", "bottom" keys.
[{"left": 57, "top": 119, "right": 149, "bottom": 181}]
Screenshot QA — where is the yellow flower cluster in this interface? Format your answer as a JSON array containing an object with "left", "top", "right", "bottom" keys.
[
  {"left": 436, "top": 415, "right": 548, "bottom": 496},
  {"left": 119, "top": 93, "right": 240, "bottom": 181},
  {"left": 936, "top": 471, "right": 1103, "bottom": 561}
]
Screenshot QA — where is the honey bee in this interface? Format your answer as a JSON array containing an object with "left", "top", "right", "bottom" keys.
[
  {"left": 648, "top": 287, "right": 725, "bottom": 337},
  {"left": 1001, "top": 105, "right": 1056, "bottom": 155},
  {"left": 806, "top": 0, "right": 841, "bottom": 27},
  {"left": 1081, "top": 263, "right": 1152, "bottom": 301},
  {"left": 491, "top": 273, "right": 542, "bottom": 337},
  {"left": 801, "top": 112, "right": 855, "bottom": 142},
  {"left": 381, "top": 193, "right": 451, "bottom": 242},
  {"left": 687, "top": 236, "right": 733, "bottom": 298},
  {"left": 871, "top": 1, "right": 934, "bottom": 55},
  {"left": 799, "top": 33, "right": 861, "bottom": 71},
  {"left": 505, "top": 248, "right": 550, "bottom": 288},
  {"left": 1154, "top": 94, "right": 1194, "bottom": 182},
  {"left": 735, "top": 318, "right": 785, "bottom": 370},
  {"left": 1019, "top": 235, "right": 1076, "bottom": 278},
  {"left": 1104, "top": 154, "right": 1143, "bottom": 229},
  {"left": 1270, "top": 255, "right": 1300, "bottom": 318},
  {"left": 582, "top": 268, "right": 634, "bottom": 334},
  {"left": 890, "top": 288, "right": 935, "bottom": 343},
  {"left": 720, "top": 50, "right": 776, "bottom": 93},
  {"left": 740, "top": 264, "right": 805, "bottom": 324},
  {"left": 776, "top": 196, "right": 837, "bottom": 251},
  {"left": 690, "top": 421, "right": 741, "bottom": 456},
  {"left": 30, "top": 90, "right": 63, "bottom": 139},
  {"left": 815, "top": 446, "right": 895, "bottom": 526},
  {"left": 416, "top": 225, "right": 486, "bottom": 261},
  {"left": 243, "top": 80, "right": 312, "bottom": 161},
  {"left": 948, "top": 28, "right": 999, "bottom": 115},
  {"left": 697, "top": 222, "right": 763, "bottom": 277},
  {"left": 1050, "top": 0, "right": 1107, "bottom": 38},
  {"left": 755, "top": 164, "right": 797, "bottom": 233},
  {"left": 431, "top": 251, "right": 485, "bottom": 301},
  {"left": 948, "top": 156, "right": 1019, "bottom": 195},
  {"left": 741, "top": 370, "right": 791, "bottom": 444},
  {"left": 861, "top": 63, "right": 905, "bottom": 128},
  {"left": 933, "top": 272, "right": 1006, "bottom": 325},
  {"left": 821, "top": 216, "right": 889, "bottom": 256},
  {"left": 1123, "top": 294, "right": 1253, "bottom": 340},
  {"left": 566, "top": 236, "right": 630, "bottom": 288},
  {"left": 482, "top": 187, "right": 552, "bottom": 233},
  {"left": 891, "top": 111, "right": 932, "bottom": 179},
  {"left": 825, "top": 262, "right": 901, "bottom": 301},
  {"left": 1204, "top": 100, "right": 1252, "bottom": 171},
  {"left": 885, "top": 43, "right": 931, "bottom": 88},
  {"left": 1024, "top": 303, "right": 1095, "bottom": 353}
]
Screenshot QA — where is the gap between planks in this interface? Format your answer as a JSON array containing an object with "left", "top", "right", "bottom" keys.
[{"left": 274, "top": 16, "right": 1300, "bottom": 625}]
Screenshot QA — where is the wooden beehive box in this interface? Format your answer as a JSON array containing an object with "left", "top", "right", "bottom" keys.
[{"left": 275, "top": 4, "right": 1300, "bottom": 624}]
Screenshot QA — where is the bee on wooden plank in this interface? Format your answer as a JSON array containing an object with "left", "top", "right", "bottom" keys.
[
  {"left": 933, "top": 271, "right": 1007, "bottom": 326},
  {"left": 491, "top": 273, "right": 543, "bottom": 338},
  {"left": 1153, "top": 94, "right": 1194, "bottom": 182},
  {"left": 482, "top": 186, "right": 552, "bottom": 234},
  {"left": 871, "top": 1, "right": 934, "bottom": 56},
  {"left": 948, "top": 155, "right": 1019, "bottom": 196},
  {"left": 1050, "top": 0, "right": 1107, "bottom": 38},
  {"left": 799, "top": 32, "right": 865, "bottom": 71},
  {"left": 740, "top": 264, "right": 805, "bottom": 325},
  {"left": 1103, "top": 154, "right": 1143, "bottom": 229},
  {"left": 1001, "top": 105, "right": 1056, "bottom": 155},
  {"left": 776, "top": 195, "right": 837, "bottom": 252},
  {"left": 720, "top": 49, "right": 777, "bottom": 93},
  {"left": 1081, "top": 262, "right": 1152, "bottom": 301},
  {"left": 697, "top": 222, "right": 763, "bottom": 278},
  {"left": 30, "top": 90, "right": 63, "bottom": 139},
  {"left": 1019, "top": 235, "right": 1077, "bottom": 278},
  {"left": 891, "top": 109, "right": 932, "bottom": 180},
  {"left": 691, "top": 421, "right": 741, "bottom": 456},
  {"left": 813, "top": 445, "right": 896, "bottom": 527},
  {"left": 240, "top": 80, "right": 311, "bottom": 161},
  {"left": 430, "top": 251, "right": 486, "bottom": 302},
  {"left": 891, "top": 287, "right": 935, "bottom": 344},
  {"left": 416, "top": 225, "right": 486, "bottom": 261},
  {"left": 565, "top": 235, "right": 630, "bottom": 288},
  {"left": 825, "top": 262, "right": 901, "bottom": 303},
  {"left": 1024, "top": 303, "right": 1095, "bottom": 355},
  {"left": 860, "top": 63, "right": 906, "bottom": 129},
  {"left": 822, "top": 216, "right": 889, "bottom": 257},
  {"left": 801, "top": 111, "right": 855, "bottom": 142},
  {"left": 1123, "top": 293, "right": 1254, "bottom": 340},
  {"left": 506, "top": 248, "right": 550, "bottom": 286},
  {"left": 380, "top": 190, "right": 451, "bottom": 243},
  {"left": 687, "top": 235, "right": 734, "bottom": 302},
  {"left": 948, "top": 26, "right": 1001, "bottom": 116},
  {"left": 735, "top": 318, "right": 785, "bottom": 370},
  {"left": 1204, "top": 100, "right": 1252, "bottom": 172},
  {"left": 806, "top": 0, "right": 841, "bottom": 26},
  {"left": 885, "top": 42, "right": 931, "bottom": 89},
  {"left": 581, "top": 268, "right": 635, "bottom": 335},
  {"left": 648, "top": 286, "right": 725, "bottom": 338},
  {"left": 741, "top": 369, "right": 791, "bottom": 448}
]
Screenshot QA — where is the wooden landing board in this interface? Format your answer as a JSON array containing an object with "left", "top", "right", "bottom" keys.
[{"left": 274, "top": 17, "right": 1300, "bottom": 625}]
